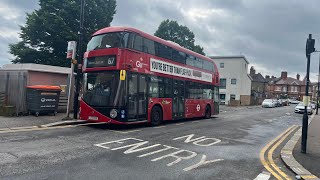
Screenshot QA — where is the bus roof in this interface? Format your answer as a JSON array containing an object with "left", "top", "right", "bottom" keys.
[{"left": 92, "top": 26, "right": 215, "bottom": 65}]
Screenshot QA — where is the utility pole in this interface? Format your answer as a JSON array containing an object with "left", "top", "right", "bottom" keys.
[
  {"left": 74, "top": 0, "right": 85, "bottom": 119},
  {"left": 301, "top": 34, "right": 315, "bottom": 153}
]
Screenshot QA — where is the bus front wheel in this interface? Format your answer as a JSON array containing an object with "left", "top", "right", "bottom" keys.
[{"left": 151, "top": 106, "right": 163, "bottom": 126}]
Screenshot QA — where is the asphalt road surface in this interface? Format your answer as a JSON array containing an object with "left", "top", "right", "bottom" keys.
[{"left": 0, "top": 105, "right": 303, "bottom": 180}]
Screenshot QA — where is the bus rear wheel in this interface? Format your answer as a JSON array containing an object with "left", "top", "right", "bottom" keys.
[
  {"left": 205, "top": 105, "right": 211, "bottom": 119},
  {"left": 151, "top": 106, "right": 163, "bottom": 126}
]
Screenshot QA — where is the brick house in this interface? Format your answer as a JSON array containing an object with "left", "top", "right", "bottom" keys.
[
  {"left": 266, "top": 71, "right": 313, "bottom": 100},
  {"left": 249, "top": 67, "right": 267, "bottom": 97},
  {"left": 249, "top": 67, "right": 267, "bottom": 105}
]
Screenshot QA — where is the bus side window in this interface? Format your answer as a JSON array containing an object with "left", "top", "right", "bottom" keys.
[
  {"left": 172, "top": 50, "right": 186, "bottom": 64},
  {"left": 186, "top": 55, "right": 195, "bottom": 67},
  {"left": 156, "top": 42, "right": 172, "bottom": 60},
  {"left": 143, "top": 38, "right": 155, "bottom": 55},
  {"left": 133, "top": 35, "right": 143, "bottom": 51}
]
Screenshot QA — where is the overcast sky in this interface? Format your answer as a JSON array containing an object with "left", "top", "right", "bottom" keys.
[{"left": 1, "top": 0, "right": 320, "bottom": 81}]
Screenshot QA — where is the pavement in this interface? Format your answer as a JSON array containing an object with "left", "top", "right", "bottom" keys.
[
  {"left": 280, "top": 111, "right": 320, "bottom": 180},
  {"left": 0, "top": 113, "right": 75, "bottom": 130}
]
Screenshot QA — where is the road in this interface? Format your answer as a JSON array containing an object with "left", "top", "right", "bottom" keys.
[{"left": 0, "top": 105, "right": 303, "bottom": 180}]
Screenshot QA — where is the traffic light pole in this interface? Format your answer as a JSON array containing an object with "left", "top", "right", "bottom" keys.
[
  {"left": 301, "top": 53, "right": 310, "bottom": 153},
  {"left": 301, "top": 34, "right": 315, "bottom": 153}
]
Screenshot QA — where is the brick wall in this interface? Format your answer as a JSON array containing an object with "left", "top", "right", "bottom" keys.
[
  {"left": 240, "top": 95, "right": 251, "bottom": 105},
  {"left": 28, "top": 71, "right": 68, "bottom": 86}
]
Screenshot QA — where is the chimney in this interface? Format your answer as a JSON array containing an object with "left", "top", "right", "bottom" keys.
[
  {"left": 296, "top": 74, "right": 300, "bottom": 80},
  {"left": 281, "top": 71, "right": 287, "bottom": 79},
  {"left": 265, "top": 75, "right": 270, "bottom": 79},
  {"left": 250, "top": 66, "right": 256, "bottom": 76}
]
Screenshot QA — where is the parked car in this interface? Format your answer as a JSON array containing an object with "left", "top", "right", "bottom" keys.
[
  {"left": 273, "top": 99, "right": 280, "bottom": 107},
  {"left": 310, "top": 101, "right": 316, "bottom": 109},
  {"left": 290, "top": 99, "right": 300, "bottom": 104},
  {"left": 277, "top": 99, "right": 283, "bottom": 107},
  {"left": 262, "top": 99, "right": 275, "bottom": 108},
  {"left": 294, "top": 102, "right": 313, "bottom": 115},
  {"left": 281, "top": 99, "right": 289, "bottom": 106}
]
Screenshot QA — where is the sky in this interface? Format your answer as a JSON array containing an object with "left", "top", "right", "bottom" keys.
[{"left": 1, "top": 0, "right": 320, "bottom": 81}]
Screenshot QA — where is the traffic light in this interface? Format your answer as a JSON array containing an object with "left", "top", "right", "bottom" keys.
[{"left": 306, "top": 35, "right": 315, "bottom": 56}]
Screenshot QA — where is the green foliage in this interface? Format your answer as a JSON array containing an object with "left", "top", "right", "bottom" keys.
[
  {"left": 9, "top": 0, "right": 116, "bottom": 67},
  {"left": 154, "top": 19, "right": 205, "bottom": 55}
]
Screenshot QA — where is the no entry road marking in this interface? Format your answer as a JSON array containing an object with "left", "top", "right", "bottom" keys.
[{"left": 94, "top": 137, "right": 224, "bottom": 172}]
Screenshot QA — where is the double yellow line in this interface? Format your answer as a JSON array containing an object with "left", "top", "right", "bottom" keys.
[{"left": 260, "top": 125, "right": 299, "bottom": 180}]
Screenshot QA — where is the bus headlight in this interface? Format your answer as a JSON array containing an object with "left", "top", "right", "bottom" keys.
[{"left": 110, "top": 109, "right": 118, "bottom": 118}]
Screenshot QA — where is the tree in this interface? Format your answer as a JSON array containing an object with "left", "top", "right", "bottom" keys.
[
  {"left": 9, "top": 0, "right": 116, "bottom": 67},
  {"left": 154, "top": 19, "right": 205, "bottom": 55}
]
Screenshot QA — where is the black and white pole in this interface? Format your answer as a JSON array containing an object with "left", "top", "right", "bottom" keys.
[
  {"left": 301, "top": 34, "right": 315, "bottom": 153},
  {"left": 66, "top": 41, "right": 77, "bottom": 119}
]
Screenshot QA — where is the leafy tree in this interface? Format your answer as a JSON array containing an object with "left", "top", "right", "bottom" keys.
[
  {"left": 154, "top": 19, "right": 205, "bottom": 55},
  {"left": 9, "top": 0, "right": 116, "bottom": 67}
]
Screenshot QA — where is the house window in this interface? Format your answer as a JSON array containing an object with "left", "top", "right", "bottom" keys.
[
  {"left": 220, "top": 78, "right": 226, "bottom": 89},
  {"left": 276, "top": 86, "right": 281, "bottom": 91},
  {"left": 230, "top": 94, "right": 236, "bottom": 100},
  {"left": 295, "top": 86, "right": 298, "bottom": 92},
  {"left": 220, "top": 94, "right": 225, "bottom": 100},
  {"left": 231, "top": 79, "right": 237, "bottom": 85},
  {"left": 282, "top": 86, "right": 287, "bottom": 92},
  {"left": 220, "top": 63, "right": 224, "bottom": 68}
]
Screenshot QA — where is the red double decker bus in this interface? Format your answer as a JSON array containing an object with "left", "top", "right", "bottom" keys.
[{"left": 80, "top": 26, "right": 220, "bottom": 125}]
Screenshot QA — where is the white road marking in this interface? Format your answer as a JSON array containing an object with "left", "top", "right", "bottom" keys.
[
  {"left": 173, "top": 134, "right": 221, "bottom": 146},
  {"left": 183, "top": 155, "right": 224, "bottom": 171},
  {"left": 94, "top": 137, "right": 224, "bottom": 171},
  {"left": 175, "top": 123, "right": 185, "bottom": 126},
  {"left": 173, "top": 134, "right": 206, "bottom": 143},
  {"left": 253, "top": 171, "right": 271, "bottom": 180},
  {"left": 151, "top": 149, "right": 197, "bottom": 166},
  {"left": 138, "top": 145, "right": 178, "bottom": 157},
  {"left": 94, "top": 138, "right": 138, "bottom": 149},
  {"left": 112, "top": 141, "right": 162, "bottom": 154}
]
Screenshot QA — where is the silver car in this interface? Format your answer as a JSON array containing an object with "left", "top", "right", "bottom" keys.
[
  {"left": 262, "top": 99, "right": 275, "bottom": 108},
  {"left": 294, "top": 102, "right": 313, "bottom": 115}
]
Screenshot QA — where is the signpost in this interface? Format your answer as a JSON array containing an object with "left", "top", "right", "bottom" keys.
[{"left": 66, "top": 41, "right": 77, "bottom": 119}]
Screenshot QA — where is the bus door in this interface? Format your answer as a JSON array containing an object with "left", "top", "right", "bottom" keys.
[
  {"left": 173, "top": 80, "right": 185, "bottom": 119},
  {"left": 127, "top": 73, "right": 147, "bottom": 121}
]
